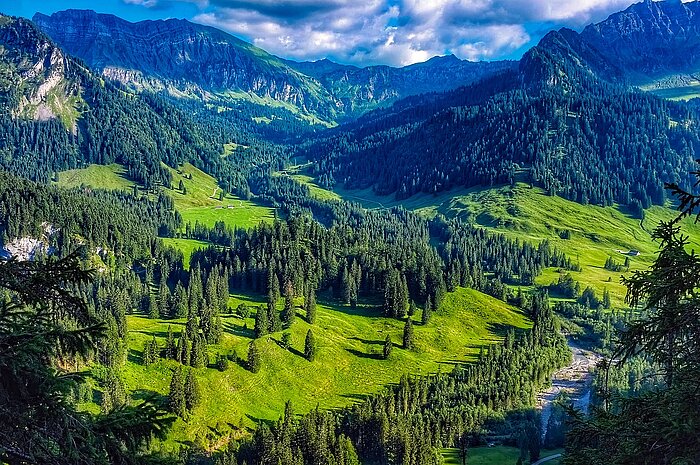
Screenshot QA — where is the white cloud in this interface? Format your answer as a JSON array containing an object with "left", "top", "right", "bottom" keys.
[{"left": 154, "top": 0, "right": 677, "bottom": 65}]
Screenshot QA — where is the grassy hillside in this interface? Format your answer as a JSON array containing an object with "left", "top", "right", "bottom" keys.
[
  {"left": 56, "top": 162, "right": 275, "bottom": 232},
  {"left": 327, "top": 182, "right": 700, "bottom": 307},
  {"left": 121, "top": 287, "right": 529, "bottom": 450},
  {"left": 57, "top": 164, "right": 135, "bottom": 192},
  {"left": 166, "top": 163, "right": 275, "bottom": 230}
]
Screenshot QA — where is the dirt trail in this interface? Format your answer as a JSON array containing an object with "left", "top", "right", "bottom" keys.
[{"left": 537, "top": 340, "right": 601, "bottom": 439}]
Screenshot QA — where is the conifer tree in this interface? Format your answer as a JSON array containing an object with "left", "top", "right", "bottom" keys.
[
  {"left": 173, "top": 282, "right": 188, "bottom": 318},
  {"left": 305, "top": 288, "right": 317, "bottom": 324},
  {"left": 248, "top": 340, "right": 261, "bottom": 373},
  {"left": 403, "top": 318, "right": 414, "bottom": 350},
  {"left": 165, "top": 325, "right": 176, "bottom": 359},
  {"left": 177, "top": 332, "right": 190, "bottom": 366},
  {"left": 147, "top": 293, "right": 159, "bottom": 319},
  {"left": 254, "top": 306, "right": 269, "bottom": 338},
  {"left": 282, "top": 290, "right": 296, "bottom": 328},
  {"left": 304, "top": 329, "right": 317, "bottom": 361},
  {"left": 383, "top": 335, "right": 393, "bottom": 360},
  {"left": 168, "top": 367, "right": 186, "bottom": 418},
  {"left": 190, "top": 333, "right": 207, "bottom": 368},
  {"left": 184, "top": 368, "right": 201, "bottom": 412}
]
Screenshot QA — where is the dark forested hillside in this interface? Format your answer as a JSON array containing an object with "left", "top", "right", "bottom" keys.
[{"left": 299, "top": 1, "right": 700, "bottom": 208}]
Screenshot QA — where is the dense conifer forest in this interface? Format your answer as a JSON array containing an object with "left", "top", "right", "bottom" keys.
[{"left": 2, "top": 2, "right": 700, "bottom": 464}]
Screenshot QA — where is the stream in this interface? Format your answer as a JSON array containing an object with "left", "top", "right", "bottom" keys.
[{"left": 537, "top": 340, "right": 601, "bottom": 440}]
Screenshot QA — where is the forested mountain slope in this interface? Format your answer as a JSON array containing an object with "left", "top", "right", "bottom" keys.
[{"left": 300, "top": 1, "right": 700, "bottom": 208}]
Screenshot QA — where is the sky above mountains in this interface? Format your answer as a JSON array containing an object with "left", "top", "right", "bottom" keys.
[{"left": 4, "top": 0, "right": 691, "bottom": 66}]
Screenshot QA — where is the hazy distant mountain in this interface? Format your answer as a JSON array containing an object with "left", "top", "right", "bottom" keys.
[{"left": 285, "top": 55, "right": 516, "bottom": 118}]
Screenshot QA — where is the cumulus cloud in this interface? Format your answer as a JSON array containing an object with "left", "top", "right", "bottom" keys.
[{"left": 127, "top": 0, "right": 662, "bottom": 65}]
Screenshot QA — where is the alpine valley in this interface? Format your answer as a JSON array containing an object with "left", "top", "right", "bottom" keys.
[{"left": 1, "top": 1, "right": 699, "bottom": 465}]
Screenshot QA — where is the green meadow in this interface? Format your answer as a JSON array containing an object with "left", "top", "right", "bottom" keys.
[{"left": 121, "top": 287, "right": 530, "bottom": 450}]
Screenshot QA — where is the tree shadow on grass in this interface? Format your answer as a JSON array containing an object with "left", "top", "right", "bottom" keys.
[
  {"left": 348, "top": 336, "right": 384, "bottom": 345},
  {"left": 345, "top": 348, "right": 384, "bottom": 360},
  {"left": 128, "top": 348, "right": 142, "bottom": 364},
  {"left": 223, "top": 320, "right": 255, "bottom": 339},
  {"left": 271, "top": 337, "right": 305, "bottom": 358},
  {"left": 131, "top": 388, "right": 169, "bottom": 408}
]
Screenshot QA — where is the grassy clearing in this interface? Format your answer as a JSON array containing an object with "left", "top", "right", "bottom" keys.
[
  {"left": 55, "top": 163, "right": 275, "bottom": 232},
  {"left": 57, "top": 164, "right": 135, "bottom": 192},
  {"left": 274, "top": 165, "right": 341, "bottom": 202},
  {"left": 121, "top": 287, "right": 529, "bottom": 449},
  {"left": 442, "top": 446, "right": 563, "bottom": 465},
  {"left": 331, "top": 182, "right": 700, "bottom": 306},
  {"left": 167, "top": 163, "right": 276, "bottom": 230},
  {"left": 159, "top": 238, "right": 211, "bottom": 269}
]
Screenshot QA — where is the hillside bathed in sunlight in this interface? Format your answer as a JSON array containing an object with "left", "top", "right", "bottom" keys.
[{"left": 1, "top": 1, "right": 699, "bottom": 464}]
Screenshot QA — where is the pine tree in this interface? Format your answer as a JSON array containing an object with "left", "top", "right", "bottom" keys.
[
  {"left": 184, "top": 368, "right": 201, "bottom": 412},
  {"left": 165, "top": 325, "right": 176, "bottom": 359},
  {"left": 168, "top": 367, "right": 186, "bottom": 417},
  {"left": 158, "top": 277, "right": 170, "bottom": 318},
  {"left": 602, "top": 288, "right": 611, "bottom": 309},
  {"left": 408, "top": 300, "right": 417, "bottom": 317},
  {"left": 282, "top": 292, "right": 296, "bottom": 328},
  {"left": 383, "top": 335, "right": 393, "bottom": 360},
  {"left": 305, "top": 288, "right": 317, "bottom": 324},
  {"left": 190, "top": 333, "right": 207, "bottom": 368},
  {"left": 304, "top": 329, "right": 317, "bottom": 361},
  {"left": 177, "top": 332, "right": 190, "bottom": 366},
  {"left": 248, "top": 340, "right": 261, "bottom": 373},
  {"left": 421, "top": 302, "right": 431, "bottom": 326},
  {"left": 147, "top": 293, "right": 159, "bottom": 319},
  {"left": 254, "top": 306, "right": 269, "bottom": 338},
  {"left": 173, "top": 282, "right": 188, "bottom": 318},
  {"left": 267, "top": 300, "right": 282, "bottom": 333},
  {"left": 403, "top": 318, "right": 414, "bottom": 350}
]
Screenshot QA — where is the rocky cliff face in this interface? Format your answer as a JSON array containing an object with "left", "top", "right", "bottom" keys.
[
  {"left": 34, "top": 10, "right": 338, "bottom": 120},
  {"left": 0, "top": 14, "right": 81, "bottom": 129},
  {"left": 521, "top": 0, "right": 700, "bottom": 90},
  {"left": 580, "top": 0, "right": 700, "bottom": 81}
]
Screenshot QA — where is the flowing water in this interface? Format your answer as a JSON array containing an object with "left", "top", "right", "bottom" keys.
[{"left": 537, "top": 340, "right": 601, "bottom": 440}]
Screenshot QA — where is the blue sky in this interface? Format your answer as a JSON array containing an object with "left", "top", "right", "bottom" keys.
[{"left": 1, "top": 0, "right": 675, "bottom": 66}]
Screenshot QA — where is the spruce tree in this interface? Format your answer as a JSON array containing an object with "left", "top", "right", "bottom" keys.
[
  {"left": 177, "top": 332, "right": 190, "bottom": 366},
  {"left": 248, "top": 340, "right": 261, "bottom": 373},
  {"left": 147, "top": 293, "right": 159, "bottom": 319},
  {"left": 173, "top": 282, "right": 188, "bottom": 318},
  {"left": 282, "top": 292, "right": 296, "bottom": 328},
  {"left": 168, "top": 367, "right": 186, "bottom": 418},
  {"left": 254, "top": 306, "right": 269, "bottom": 338},
  {"left": 304, "top": 329, "right": 317, "bottom": 361},
  {"left": 165, "top": 325, "right": 176, "bottom": 359},
  {"left": 403, "top": 318, "right": 414, "bottom": 350},
  {"left": 190, "top": 333, "right": 207, "bottom": 368},
  {"left": 184, "top": 368, "right": 201, "bottom": 412},
  {"left": 383, "top": 335, "right": 393, "bottom": 360},
  {"left": 305, "top": 288, "right": 317, "bottom": 324}
]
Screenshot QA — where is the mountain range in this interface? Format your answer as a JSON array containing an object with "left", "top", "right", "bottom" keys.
[{"left": 32, "top": 9, "right": 513, "bottom": 122}]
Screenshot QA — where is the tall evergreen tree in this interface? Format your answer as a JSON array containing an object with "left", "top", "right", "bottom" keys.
[
  {"left": 383, "top": 335, "right": 393, "bottom": 360},
  {"left": 248, "top": 340, "right": 261, "bottom": 373},
  {"left": 184, "top": 369, "right": 201, "bottom": 412},
  {"left": 254, "top": 305, "right": 269, "bottom": 338},
  {"left": 304, "top": 329, "right": 317, "bottom": 361},
  {"left": 168, "top": 367, "right": 186, "bottom": 418},
  {"left": 403, "top": 318, "right": 415, "bottom": 350}
]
